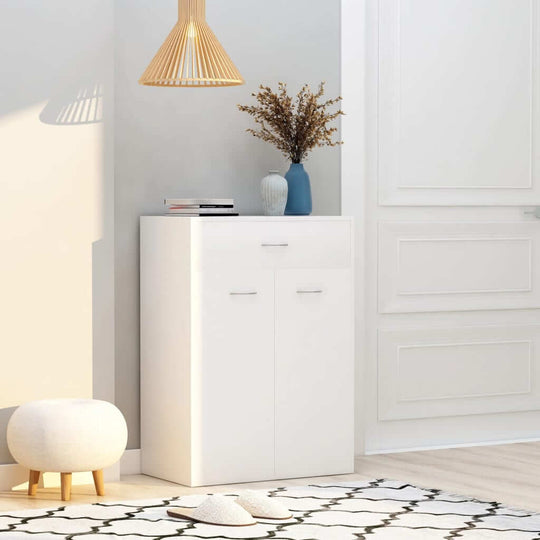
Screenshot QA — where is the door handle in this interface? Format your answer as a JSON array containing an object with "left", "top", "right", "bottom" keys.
[
  {"left": 524, "top": 207, "right": 540, "bottom": 219},
  {"left": 261, "top": 243, "right": 289, "bottom": 247},
  {"left": 297, "top": 290, "right": 324, "bottom": 294},
  {"left": 229, "top": 291, "right": 258, "bottom": 296}
]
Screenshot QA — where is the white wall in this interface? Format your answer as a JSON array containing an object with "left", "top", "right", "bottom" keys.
[
  {"left": 0, "top": 0, "right": 115, "bottom": 464},
  {"left": 115, "top": 0, "right": 342, "bottom": 448}
]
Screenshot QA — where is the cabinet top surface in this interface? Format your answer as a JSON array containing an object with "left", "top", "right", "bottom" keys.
[{"left": 141, "top": 216, "right": 353, "bottom": 222}]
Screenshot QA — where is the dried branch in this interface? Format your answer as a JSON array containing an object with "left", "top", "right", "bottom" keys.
[{"left": 238, "top": 82, "right": 344, "bottom": 163}]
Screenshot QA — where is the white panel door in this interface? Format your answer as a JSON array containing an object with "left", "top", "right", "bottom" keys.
[
  {"left": 342, "top": 0, "right": 540, "bottom": 453},
  {"left": 195, "top": 268, "right": 275, "bottom": 485},
  {"left": 275, "top": 269, "right": 354, "bottom": 478}
]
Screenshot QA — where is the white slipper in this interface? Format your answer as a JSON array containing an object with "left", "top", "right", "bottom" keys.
[
  {"left": 167, "top": 495, "right": 256, "bottom": 527},
  {"left": 236, "top": 490, "right": 293, "bottom": 520}
]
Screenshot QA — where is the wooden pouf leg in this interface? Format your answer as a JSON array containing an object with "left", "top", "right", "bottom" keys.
[
  {"left": 61, "top": 473, "right": 72, "bottom": 501},
  {"left": 28, "top": 470, "right": 40, "bottom": 496},
  {"left": 92, "top": 469, "right": 105, "bottom": 496}
]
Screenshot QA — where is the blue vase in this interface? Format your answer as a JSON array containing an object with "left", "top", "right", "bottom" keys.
[{"left": 284, "top": 163, "right": 312, "bottom": 216}]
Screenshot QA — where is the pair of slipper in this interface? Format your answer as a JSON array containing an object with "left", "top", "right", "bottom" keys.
[{"left": 167, "top": 491, "right": 292, "bottom": 527}]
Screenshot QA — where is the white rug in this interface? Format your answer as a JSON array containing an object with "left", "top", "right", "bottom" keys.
[{"left": 1, "top": 479, "right": 539, "bottom": 539}]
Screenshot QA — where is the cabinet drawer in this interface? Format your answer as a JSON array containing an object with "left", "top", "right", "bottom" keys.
[{"left": 196, "top": 220, "right": 352, "bottom": 269}]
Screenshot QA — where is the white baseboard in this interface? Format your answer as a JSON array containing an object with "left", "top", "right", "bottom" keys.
[
  {"left": 0, "top": 462, "right": 27, "bottom": 491},
  {"left": 361, "top": 436, "right": 540, "bottom": 456},
  {"left": 0, "top": 453, "right": 133, "bottom": 492},
  {"left": 120, "top": 449, "right": 141, "bottom": 476}
]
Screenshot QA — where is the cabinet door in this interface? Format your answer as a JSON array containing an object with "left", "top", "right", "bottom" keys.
[
  {"left": 193, "top": 268, "right": 275, "bottom": 485},
  {"left": 275, "top": 269, "right": 354, "bottom": 478}
]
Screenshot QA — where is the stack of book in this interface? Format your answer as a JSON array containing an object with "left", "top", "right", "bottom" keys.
[{"left": 164, "top": 198, "right": 238, "bottom": 217}]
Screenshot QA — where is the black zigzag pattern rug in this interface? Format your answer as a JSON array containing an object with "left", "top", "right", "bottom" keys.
[{"left": 0, "top": 479, "right": 539, "bottom": 539}]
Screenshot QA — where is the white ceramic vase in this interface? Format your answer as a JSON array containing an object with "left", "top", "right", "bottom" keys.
[{"left": 261, "top": 170, "right": 288, "bottom": 216}]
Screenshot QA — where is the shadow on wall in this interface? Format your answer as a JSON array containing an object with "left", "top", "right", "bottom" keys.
[
  {"left": 0, "top": 408, "right": 16, "bottom": 464},
  {"left": 36, "top": 23, "right": 107, "bottom": 126},
  {"left": 40, "top": 83, "right": 104, "bottom": 125},
  {"left": 0, "top": 2, "right": 107, "bottom": 117}
]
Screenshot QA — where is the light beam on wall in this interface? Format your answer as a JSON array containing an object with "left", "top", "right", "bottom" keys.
[{"left": 139, "top": 0, "right": 244, "bottom": 88}]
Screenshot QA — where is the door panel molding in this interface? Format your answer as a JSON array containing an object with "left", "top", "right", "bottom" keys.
[
  {"left": 397, "top": 340, "right": 532, "bottom": 401},
  {"left": 379, "top": 325, "right": 540, "bottom": 421},
  {"left": 378, "top": 0, "right": 540, "bottom": 205},
  {"left": 379, "top": 222, "right": 540, "bottom": 313}
]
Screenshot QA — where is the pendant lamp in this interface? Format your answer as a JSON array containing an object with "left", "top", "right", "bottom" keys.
[{"left": 139, "top": 0, "right": 244, "bottom": 87}]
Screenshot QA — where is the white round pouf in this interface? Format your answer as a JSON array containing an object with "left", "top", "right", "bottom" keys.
[{"left": 7, "top": 399, "right": 127, "bottom": 499}]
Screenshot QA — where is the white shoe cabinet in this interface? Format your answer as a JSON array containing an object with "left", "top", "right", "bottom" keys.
[{"left": 140, "top": 216, "right": 354, "bottom": 486}]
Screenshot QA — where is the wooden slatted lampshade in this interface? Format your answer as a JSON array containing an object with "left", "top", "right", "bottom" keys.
[{"left": 139, "top": 0, "right": 244, "bottom": 87}]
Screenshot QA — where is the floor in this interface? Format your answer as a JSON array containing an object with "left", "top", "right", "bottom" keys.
[{"left": 1, "top": 442, "right": 539, "bottom": 513}]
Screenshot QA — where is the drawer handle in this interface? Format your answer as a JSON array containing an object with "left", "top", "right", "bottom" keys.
[
  {"left": 297, "top": 289, "right": 323, "bottom": 294},
  {"left": 230, "top": 291, "right": 258, "bottom": 296},
  {"left": 261, "top": 243, "right": 289, "bottom": 247}
]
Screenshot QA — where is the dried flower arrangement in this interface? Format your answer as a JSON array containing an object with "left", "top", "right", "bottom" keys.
[{"left": 238, "top": 82, "right": 344, "bottom": 164}]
